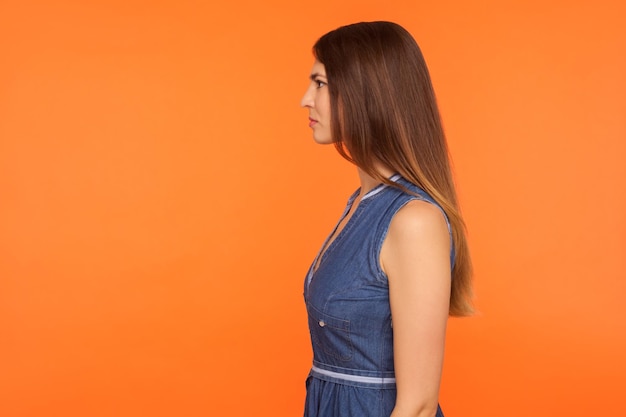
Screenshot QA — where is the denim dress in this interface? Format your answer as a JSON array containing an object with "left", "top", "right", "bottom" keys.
[{"left": 303, "top": 175, "right": 453, "bottom": 417}]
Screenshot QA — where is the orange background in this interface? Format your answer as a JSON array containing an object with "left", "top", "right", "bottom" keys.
[{"left": 1, "top": 1, "right": 625, "bottom": 416}]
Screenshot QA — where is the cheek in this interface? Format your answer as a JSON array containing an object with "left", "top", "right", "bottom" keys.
[{"left": 317, "top": 95, "right": 331, "bottom": 119}]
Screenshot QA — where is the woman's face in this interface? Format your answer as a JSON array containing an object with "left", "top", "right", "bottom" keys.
[{"left": 301, "top": 60, "right": 332, "bottom": 144}]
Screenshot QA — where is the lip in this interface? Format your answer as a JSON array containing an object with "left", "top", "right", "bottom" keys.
[{"left": 308, "top": 117, "right": 318, "bottom": 128}]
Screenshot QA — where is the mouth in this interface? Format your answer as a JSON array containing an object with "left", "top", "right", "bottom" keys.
[{"left": 308, "top": 117, "right": 318, "bottom": 127}]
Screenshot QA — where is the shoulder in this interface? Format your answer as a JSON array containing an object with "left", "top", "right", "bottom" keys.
[
  {"left": 387, "top": 199, "right": 449, "bottom": 246},
  {"left": 381, "top": 199, "right": 451, "bottom": 276}
]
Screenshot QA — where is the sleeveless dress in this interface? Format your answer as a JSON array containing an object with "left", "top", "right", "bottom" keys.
[{"left": 303, "top": 175, "right": 453, "bottom": 417}]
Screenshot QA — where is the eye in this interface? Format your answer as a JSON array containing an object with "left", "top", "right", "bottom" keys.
[{"left": 315, "top": 79, "right": 327, "bottom": 89}]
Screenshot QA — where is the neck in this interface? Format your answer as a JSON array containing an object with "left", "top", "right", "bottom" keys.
[{"left": 357, "top": 163, "right": 395, "bottom": 195}]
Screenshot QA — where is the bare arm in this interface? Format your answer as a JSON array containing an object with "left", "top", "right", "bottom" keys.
[{"left": 381, "top": 200, "right": 451, "bottom": 417}]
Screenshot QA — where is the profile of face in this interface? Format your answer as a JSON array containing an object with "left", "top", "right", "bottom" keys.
[{"left": 300, "top": 60, "right": 332, "bottom": 144}]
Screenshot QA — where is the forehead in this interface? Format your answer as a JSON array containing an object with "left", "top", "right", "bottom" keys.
[{"left": 311, "top": 60, "right": 327, "bottom": 77}]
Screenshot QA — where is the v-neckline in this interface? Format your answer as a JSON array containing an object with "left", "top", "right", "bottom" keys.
[
  {"left": 311, "top": 192, "right": 360, "bottom": 274},
  {"left": 309, "top": 177, "right": 400, "bottom": 277},
  {"left": 304, "top": 174, "right": 403, "bottom": 292}
]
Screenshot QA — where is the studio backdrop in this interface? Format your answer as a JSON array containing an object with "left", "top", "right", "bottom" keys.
[{"left": 1, "top": 1, "right": 624, "bottom": 416}]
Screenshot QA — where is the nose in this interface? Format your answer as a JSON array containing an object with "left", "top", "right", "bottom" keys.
[{"left": 300, "top": 85, "right": 314, "bottom": 108}]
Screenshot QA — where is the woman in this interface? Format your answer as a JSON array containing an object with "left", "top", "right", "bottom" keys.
[{"left": 300, "top": 22, "right": 473, "bottom": 417}]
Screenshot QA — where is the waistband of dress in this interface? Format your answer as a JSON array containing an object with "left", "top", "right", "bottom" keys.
[{"left": 309, "top": 364, "right": 396, "bottom": 389}]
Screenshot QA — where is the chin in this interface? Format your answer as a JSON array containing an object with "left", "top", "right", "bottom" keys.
[{"left": 313, "top": 135, "right": 334, "bottom": 145}]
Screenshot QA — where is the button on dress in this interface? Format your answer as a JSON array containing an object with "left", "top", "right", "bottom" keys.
[{"left": 303, "top": 176, "right": 453, "bottom": 417}]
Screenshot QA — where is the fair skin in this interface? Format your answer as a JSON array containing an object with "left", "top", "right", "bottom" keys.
[
  {"left": 383, "top": 200, "right": 451, "bottom": 417},
  {"left": 300, "top": 60, "right": 332, "bottom": 145},
  {"left": 302, "top": 61, "right": 450, "bottom": 417}
]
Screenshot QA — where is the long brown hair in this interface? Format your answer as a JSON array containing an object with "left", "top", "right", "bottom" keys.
[{"left": 314, "top": 21, "right": 473, "bottom": 316}]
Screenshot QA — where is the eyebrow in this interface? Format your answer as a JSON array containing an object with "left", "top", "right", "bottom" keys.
[{"left": 309, "top": 72, "right": 327, "bottom": 81}]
